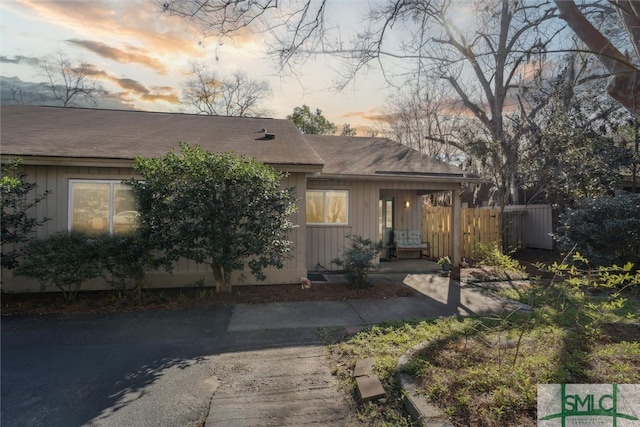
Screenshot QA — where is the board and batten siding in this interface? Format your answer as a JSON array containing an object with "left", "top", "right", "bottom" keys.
[
  {"left": 307, "top": 179, "right": 459, "bottom": 271},
  {"left": 1, "top": 164, "right": 307, "bottom": 292}
]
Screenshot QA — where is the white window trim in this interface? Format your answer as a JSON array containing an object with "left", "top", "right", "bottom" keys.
[
  {"left": 306, "top": 189, "right": 349, "bottom": 225},
  {"left": 68, "top": 179, "right": 134, "bottom": 234}
]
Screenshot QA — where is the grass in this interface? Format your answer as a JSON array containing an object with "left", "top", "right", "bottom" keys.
[{"left": 325, "top": 254, "right": 640, "bottom": 426}]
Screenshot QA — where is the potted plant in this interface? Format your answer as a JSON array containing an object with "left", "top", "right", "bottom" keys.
[{"left": 437, "top": 256, "right": 452, "bottom": 272}]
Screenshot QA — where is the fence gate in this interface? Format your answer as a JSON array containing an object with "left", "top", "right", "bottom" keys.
[
  {"left": 423, "top": 205, "right": 552, "bottom": 259},
  {"left": 423, "top": 207, "right": 501, "bottom": 259}
]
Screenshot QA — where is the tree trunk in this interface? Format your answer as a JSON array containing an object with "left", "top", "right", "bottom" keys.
[
  {"left": 212, "top": 265, "right": 232, "bottom": 293},
  {"left": 555, "top": 0, "right": 640, "bottom": 118}
]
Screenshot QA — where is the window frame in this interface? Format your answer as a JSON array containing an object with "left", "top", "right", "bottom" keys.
[
  {"left": 68, "top": 179, "right": 138, "bottom": 234},
  {"left": 305, "top": 189, "right": 349, "bottom": 225}
]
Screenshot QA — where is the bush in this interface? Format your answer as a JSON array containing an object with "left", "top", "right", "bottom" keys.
[
  {"left": 331, "top": 235, "right": 381, "bottom": 288},
  {"left": 15, "top": 231, "right": 101, "bottom": 302},
  {"left": 557, "top": 194, "right": 640, "bottom": 267},
  {"left": 95, "top": 233, "right": 160, "bottom": 298},
  {"left": 473, "top": 241, "right": 523, "bottom": 271},
  {"left": 1, "top": 159, "right": 50, "bottom": 269}
]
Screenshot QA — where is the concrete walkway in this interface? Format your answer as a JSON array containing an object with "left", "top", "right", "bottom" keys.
[
  {"left": 205, "top": 346, "right": 355, "bottom": 426},
  {"left": 229, "top": 272, "right": 531, "bottom": 332},
  {"left": 207, "top": 273, "right": 531, "bottom": 427}
]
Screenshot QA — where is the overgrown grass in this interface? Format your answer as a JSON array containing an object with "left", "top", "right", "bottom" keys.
[{"left": 327, "top": 261, "right": 640, "bottom": 426}]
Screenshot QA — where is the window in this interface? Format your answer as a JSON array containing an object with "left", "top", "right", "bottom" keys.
[
  {"left": 69, "top": 180, "right": 138, "bottom": 234},
  {"left": 306, "top": 190, "right": 348, "bottom": 224}
]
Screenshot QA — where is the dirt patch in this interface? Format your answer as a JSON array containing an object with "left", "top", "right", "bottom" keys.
[{"left": 1, "top": 279, "right": 414, "bottom": 316}]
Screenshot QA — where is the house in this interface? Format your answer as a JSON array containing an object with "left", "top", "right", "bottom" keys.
[{"left": 0, "top": 105, "right": 480, "bottom": 292}]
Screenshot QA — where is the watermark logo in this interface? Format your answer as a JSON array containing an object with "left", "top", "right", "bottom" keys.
[{"left": 538, "top": 384, "right": 640, "bottom": 426}]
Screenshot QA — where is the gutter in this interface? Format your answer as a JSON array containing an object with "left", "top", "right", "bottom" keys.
[
  {"left": 0, "top": 155, "right": 324, "bottom": 174},
  {"left": 310, "top": 172, "right": 484, "bottom": 184}
]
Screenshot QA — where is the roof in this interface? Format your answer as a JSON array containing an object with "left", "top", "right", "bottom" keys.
[
  {"left": 304, "top": 135, "right": 477, "bottom": 180},
  {"left": 0, "top": 105, "right": 323, "bottom": 168},
  {"left": 1, "top": 105, "right": 476, "bottom": 182}
]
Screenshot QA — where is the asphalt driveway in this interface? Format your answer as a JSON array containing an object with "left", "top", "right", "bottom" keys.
[
  {"left": 1, "top": 307, "right": 331, "bottom": 427},
  {"left": 1, "top": 273, "right": 530, "bottom": 426}
]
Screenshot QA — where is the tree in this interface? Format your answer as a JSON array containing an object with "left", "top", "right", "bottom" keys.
[
  {"left": 555, "top": 0, "right": 640, "bottom": 118},
  {"left": 181, "top": 62, "right": 272, "bottom": 117},
  {"left": 127, "top": 143, "right": 297, "bottom": 292},
  {"left": 163, "top": 0, "right": 565, "bottom": 208},
  {"left": 340, "top": 123, "right": 356, "bottom": 136},
  {"left": 1, "top": 159, "right": 50, "bottom": 269},
  {"left": 286, "top": 104, "right": 336, "bottom": 134},
  {"left": 383, "top": 81, "right": 462, "bottom": 163},
  {"left": 37, "top": 52, "right": 105, "bottom": 107}
]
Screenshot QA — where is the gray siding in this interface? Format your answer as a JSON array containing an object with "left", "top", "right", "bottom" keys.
[
  {"left": 307, "top": 179, "right": 458, "bottom": 270},
  {"left": 2, "top": 164, "right": 307, "bottom": 291}
]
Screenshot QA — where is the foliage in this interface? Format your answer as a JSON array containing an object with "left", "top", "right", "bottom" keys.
[
  {"left": 331, "top": 235, "right": 381, "bottom": 288},
  {"left": 437, "top": 256, "right": 451, "bottom": 266},
  {"left": 94, "top": 232, "right": 161, "bottom": 298},
  {"left": 286, "top": 104, "right": 336, "bottom": 135},
  {"left": 339, "top": 123, "right": 356, "bottom": 136},
  {"left": 181, "top": 62, "right": 272, "bottom": 117},
  {"left": 473, "top": 242, "right": 523, "bottom": 272},
  {"left": 521, "top": 68, "right": 637, "bottom": 210},
  {"left": 128, "top": 143, "right": 298, "bottom": 292},
  {"left": 328, "top": 255, "right": 639, "bottom": 426},
  {"left": 15, "top": 231, "right": 102, "bottom": 302},
  {"left": 556, "top": 194, "right": 640, "bottom": 267},
  {"left": 1, "top": 159, "right": 50, "bottom": 269}
]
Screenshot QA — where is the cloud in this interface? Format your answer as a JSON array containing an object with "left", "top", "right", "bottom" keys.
[
  {"left": 0, "top": 55, "right": 41, "bottom": 66},
  {"left": 67, "top": 39, "right": 169, "bottom": 74},
  {"left": 106, "top": 75, "right": 179, "bottom": 104},
  {"left": 342, "top": 109, "right": 390, "bottom": 123},
  {"left": 11, "top": 0, "right": 203, "bottom": 62}
]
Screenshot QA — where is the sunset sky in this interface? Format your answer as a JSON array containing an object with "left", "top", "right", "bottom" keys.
[{"left": 0, "top": 0, "right": 393, "bottom": 131}]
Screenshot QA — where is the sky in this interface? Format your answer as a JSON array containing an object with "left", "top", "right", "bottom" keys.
[{"left": 0, "top": 0, "right": 394, "bottom": 132}]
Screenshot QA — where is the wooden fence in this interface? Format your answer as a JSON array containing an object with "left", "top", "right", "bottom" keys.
[
  {"left": 423, "top": 207, "right": 501, "bottom": 259},
  {"left": 423, "top": 205, "right": 553, "bottom": 259}
]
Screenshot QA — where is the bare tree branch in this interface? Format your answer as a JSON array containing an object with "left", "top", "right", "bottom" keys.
[{"left": 555, "top": 0, "right": 640, "bottom": 117}]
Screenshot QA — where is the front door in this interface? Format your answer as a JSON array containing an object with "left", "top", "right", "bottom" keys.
[{"left": 379, "top": 196, "right": 394, "bottom": 259}]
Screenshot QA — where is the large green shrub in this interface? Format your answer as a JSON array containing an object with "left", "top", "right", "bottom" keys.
[
  {"left": 557, "top": 193, "right": 640, "bottom": 267},
  {"left": 127, "top": 143, "right": 298, "bottom": 292},
  {"left": 331, "top": 235, "right": 381, "bottom": 288},
  {"left": 15, "top": 231, "right": 101, "bottom": 301},
  {"left": 95, "top": 233, "right": 160, "bottom": 298}
]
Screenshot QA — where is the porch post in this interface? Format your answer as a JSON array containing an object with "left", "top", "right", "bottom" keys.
[{"left": 451, "top": 185, "right": 462, "bottom": 266}]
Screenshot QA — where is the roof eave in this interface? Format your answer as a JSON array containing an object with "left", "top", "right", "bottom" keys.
[
  {"left": 311, "top": 172, "right": 484, "bottom": 184},
  {"left": 0, "top": 154, "right": 324, "bottom": 173}
]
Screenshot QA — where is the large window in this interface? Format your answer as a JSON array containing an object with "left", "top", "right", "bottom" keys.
[
  {"left": 69, "top": 180, "right": 138, "bottom": 234},
  {"left": 306, "top": 190, "right": 348, "bottom": 224}
]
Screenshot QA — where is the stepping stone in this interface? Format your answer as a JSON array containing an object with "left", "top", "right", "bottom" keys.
[
  {"left": 353, "top": 357, "right": 375, "bottom": 377},
  {"left": 356, "top": 375, "right": 386, "bottom": 402},
  {"left": 354, "top": 358, "right": 386, "bottom": 402}
]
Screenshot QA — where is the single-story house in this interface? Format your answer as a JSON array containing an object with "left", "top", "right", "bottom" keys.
[{"left": 0, "top": 105, "right": 480, "bottom": 292}]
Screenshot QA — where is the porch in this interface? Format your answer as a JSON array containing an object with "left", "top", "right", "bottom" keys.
[{"left": 377, "top": 258, "right": 441, "bottom": 274}]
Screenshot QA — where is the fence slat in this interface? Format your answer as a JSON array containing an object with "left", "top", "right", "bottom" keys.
[
  {"left": 423, "top": 207, "right": 501, "bottom": 259},
  {"left": 423, "top": 205, "right": 552, "bottom": 259}
]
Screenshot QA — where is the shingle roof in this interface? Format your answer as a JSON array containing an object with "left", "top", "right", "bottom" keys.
[
  {"left": 1, "top": 106, "right": 476, "bottom": 182},
  {"left": 0, "top": 105, "right": 323, "bottom": 168},
  {"left": 304, "top": 135, "right": 474, "bottom": 178}
]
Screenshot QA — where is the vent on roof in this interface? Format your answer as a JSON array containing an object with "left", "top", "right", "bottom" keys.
[{"left": 264, "top": 132, "right": 275, "bottom": 139}]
